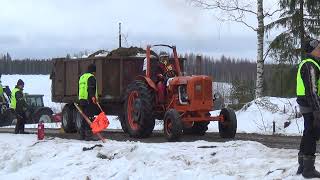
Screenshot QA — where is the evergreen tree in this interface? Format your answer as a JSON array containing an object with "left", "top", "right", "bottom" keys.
[
  {"left": 266, "top": 0, "right": 320, "bottom": 63},
  {"left": 6, "top": 52, "right": 12, "bottom": 61}
]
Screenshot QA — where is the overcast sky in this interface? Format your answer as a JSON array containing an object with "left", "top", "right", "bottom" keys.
[{"left": 0, "top": 0, "right": 279, "bottom": 60}]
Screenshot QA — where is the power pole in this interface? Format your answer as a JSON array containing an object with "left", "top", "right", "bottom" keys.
[{"left": 119, "top": 22, "right": 122, "bottom": 48}]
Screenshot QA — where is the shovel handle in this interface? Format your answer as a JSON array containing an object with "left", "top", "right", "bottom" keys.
[
  {"left": 96, "top": 102, "right": 104, "bottom": 113},
  {"left": 74, "top": 103, "right": 106, "bottom": 143}
]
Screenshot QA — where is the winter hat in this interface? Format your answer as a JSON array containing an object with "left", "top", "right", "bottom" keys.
[
  {"left": 17, "top": 79, "right": 24, "bottom": 86},
  {"left": 304, "top": 37, "right": 320, "bottom": 53},
  {"left": 87, "top": 63, "right": 96, "bottom": 73}
]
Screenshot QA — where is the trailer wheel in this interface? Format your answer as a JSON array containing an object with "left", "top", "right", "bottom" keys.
[
  {"left": 164, "top": 109, "right": 183, "bottom": 141},
  {"left": 124, "top": 80, "right": 155, "bottom": 138},
  {"left": 75, "top": 110, "right": 83, "bottom": 132},
  {"left": 62, "top": 104, "right": 76, "bottom": 133},
  {"left": 183, "top": 122, "right": 209, "bottom": 136},
  {"left": 219, "top": 108, "right": 237, "bottom": 138}
]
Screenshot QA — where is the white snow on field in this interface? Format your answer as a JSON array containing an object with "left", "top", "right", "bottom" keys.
[
  {"left": 207, "top": 97, "right": 304, "bottom": 136},
  {"left": 0, "top": 133, "right": 309, "bottom": 180}
]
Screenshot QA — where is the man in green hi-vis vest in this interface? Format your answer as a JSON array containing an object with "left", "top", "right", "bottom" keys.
[
  {"left": 78, "top": 63, "right": 99, "bottom": 141},
  {"left": 296, "top": 37, "right": 320, "bottom": 178},
  {"left": 11, "top": 79, "right": 28, "bottom": 134}
]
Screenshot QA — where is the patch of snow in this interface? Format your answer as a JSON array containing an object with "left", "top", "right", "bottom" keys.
[{"left": 0, "top": 133, "right": 307, "bottom": 179}]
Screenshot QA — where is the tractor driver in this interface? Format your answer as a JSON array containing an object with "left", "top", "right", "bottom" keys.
[{"left": 156, "top": 52, "right": 177, "bottom": 103}]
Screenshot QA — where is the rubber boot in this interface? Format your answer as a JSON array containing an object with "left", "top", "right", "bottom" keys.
[
  {"left": 85, "top": 130, "right": 98, "bottom": 141},
  {"left": 296, "top": 154, "right": 303, "bottom": 175},
  {"left": 302, "top": 155, "right": 320, "bottom": 178}
]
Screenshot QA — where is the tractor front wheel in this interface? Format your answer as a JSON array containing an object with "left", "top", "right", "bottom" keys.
[
  {"left": 218, "top": 108, "right": 237, "bottom": 138},
  {"left": 164, "top": 109, "right": 183, "bottom": 141}
]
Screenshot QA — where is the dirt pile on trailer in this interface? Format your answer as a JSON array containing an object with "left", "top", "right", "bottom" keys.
[{"left": 107, "top": 47, "right": 157, "bottom": 57}]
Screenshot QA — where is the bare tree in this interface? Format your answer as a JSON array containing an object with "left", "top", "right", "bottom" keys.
[{"left": 190, "top": 0, "right": 280, "bottom": 98}]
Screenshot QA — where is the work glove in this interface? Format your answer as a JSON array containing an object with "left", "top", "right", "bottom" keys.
[
  {"left": 313, "top": 111, "right": 320, "bottom": 128},
  {"left": 91, "top": 97, "right": 97, "bottom": 104}
]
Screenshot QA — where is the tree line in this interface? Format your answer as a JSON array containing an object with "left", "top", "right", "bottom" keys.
[
  {"left": 0, "top": 58, "right": 52, "bottom": 75},
  {"left": 0, "top": 52, "right": 296, "bottom": 104}
]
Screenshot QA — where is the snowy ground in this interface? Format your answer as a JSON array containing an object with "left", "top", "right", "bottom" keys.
[
  {"left": 0, "top": 133, "right": 310, "bottom": 180},
  {"left": 1, "top": 75, "right": 303, "bottom": 136}
]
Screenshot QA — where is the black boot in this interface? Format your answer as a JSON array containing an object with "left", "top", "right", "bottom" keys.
[
  {"left": 302, "top": 155, "right": 320, "bottom": 178},
  {"left": 85, "top": 130, "right": 99, "bottom": 141},
  {"left": 297, "top": 154, "right": 303, "bottom": 175}
]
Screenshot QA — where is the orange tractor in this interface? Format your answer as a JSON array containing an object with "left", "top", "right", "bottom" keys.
[{"left": 123, "top": 44, "right": 237, "bottom": 141}]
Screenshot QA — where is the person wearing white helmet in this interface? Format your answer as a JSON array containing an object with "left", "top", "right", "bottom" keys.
[{"left": 156, "top": 51, "right": 177, "bottom": 103}]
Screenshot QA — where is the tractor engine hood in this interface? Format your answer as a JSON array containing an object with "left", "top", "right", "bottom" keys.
[{"left": 168, "top": 75, "right": 211, "bottom": 86}]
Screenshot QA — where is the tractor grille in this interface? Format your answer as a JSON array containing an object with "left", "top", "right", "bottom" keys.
[{"left": 194, "top": 78, "right": 212, "bottom": 100}]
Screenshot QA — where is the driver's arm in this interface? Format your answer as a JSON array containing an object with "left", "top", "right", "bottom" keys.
[{"left": 156, "top": 64, "right": 165, "bottom": 80}]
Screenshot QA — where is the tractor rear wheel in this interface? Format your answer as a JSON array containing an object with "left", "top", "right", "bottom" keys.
[
  {"left": 118, "top": 112, "right": 128, "bottom": 133},
  {"left": 2, "top": 109, "right": 17, "bottom": 126},
  {"left": 164, "top": 109, "right": 183, "bottom": 141},
  {"left": 61, "top": 104, "right": 76, "bottom": 133},
  {"left": 219, "top": 108, "right": 237, "bottom": 138},
  {"left": 124, "top": 80, "right": 155, "bottom": 138},
  {"left": 183, "top": 122, "right": 209, "bottom": 136}
]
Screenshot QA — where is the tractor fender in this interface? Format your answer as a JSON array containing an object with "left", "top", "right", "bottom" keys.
[{"left": 136, "top": 75, "right": 158, "bottom": 92}]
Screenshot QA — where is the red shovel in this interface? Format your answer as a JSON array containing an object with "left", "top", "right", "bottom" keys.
[{"left": 74, "top": 103, "right": 109, "bottom": 143}]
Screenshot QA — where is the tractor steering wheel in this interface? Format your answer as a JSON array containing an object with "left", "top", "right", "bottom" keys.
[{"left": 163, "top": 70, "right": 176, "bottom": 79}]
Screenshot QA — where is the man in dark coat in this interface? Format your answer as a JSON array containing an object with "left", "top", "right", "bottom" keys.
[
  {"left": 78, "top": 64, "right": 99, "bottom": 140},
  {"left": 11, "top": 79, "right": 28, "bottom": 134},
  {"left": 296, "top": 37, "right": 320, "bottom": 178}
]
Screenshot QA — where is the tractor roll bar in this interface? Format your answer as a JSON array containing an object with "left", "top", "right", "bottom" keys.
[{"left": 145, "top": 44, "right": 182, "bottom": 78}]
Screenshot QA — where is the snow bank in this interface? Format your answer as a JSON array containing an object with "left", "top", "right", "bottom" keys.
[
  {"left": 0, "top": 133, "right": 306, "bottom": 179},
  {"left": 208, "top": 97, "right": 303, "bottom": 135},
  {"left": 234, "top": 97, "right": 303, "bottom": 135}
]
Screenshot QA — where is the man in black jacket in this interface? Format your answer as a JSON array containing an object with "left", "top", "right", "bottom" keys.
[
  {"left": 296, "top": 38, "right": 320, "bottom": 178},
  {"left": 11, "top": 79, "right": 28, "bottom": 134},
  {"left": 78, "top": 64, "right": 98, "bottom": 140}
]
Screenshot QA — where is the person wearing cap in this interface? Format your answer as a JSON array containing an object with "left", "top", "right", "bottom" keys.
[
  {"left": 296, "top": 37, "right": 320, "bottom": 178},
  {"left": 11, "top": 79, "right": 28, "bottom": 134},
  {"left": 156, "top": 52, "right": 177, "bottom": 104},
  {"left": 78, "top": 63, "right": 99, "bottom": 140}
]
